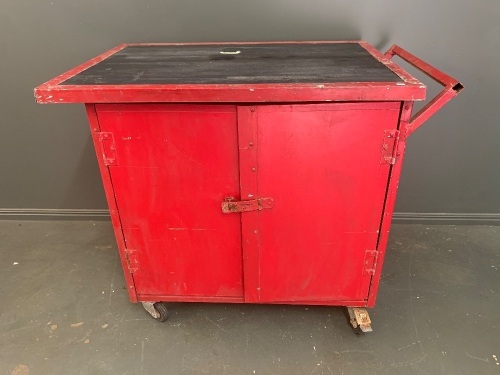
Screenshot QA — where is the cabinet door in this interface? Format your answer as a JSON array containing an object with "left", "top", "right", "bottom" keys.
[
  {"left": 238, "top": 103, "right": 400, "bottom": 303},
  {"left": 96, "top": 104, "right": 243, "bottom": 300}
]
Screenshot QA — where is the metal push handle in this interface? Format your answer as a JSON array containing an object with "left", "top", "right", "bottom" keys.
[{"left": 384, "top": 45, "right": 464, "bottom": 136}]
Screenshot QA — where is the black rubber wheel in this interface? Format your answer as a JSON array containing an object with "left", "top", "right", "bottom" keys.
[
  {"left": 352, "top": 325, "right": 361, "bottom": 335},
  {"left": 344, "top": 308, "right": 361, "bottom": 335},
  {"left": 153, "top": 302, "right": 169, "bottom": 322}
]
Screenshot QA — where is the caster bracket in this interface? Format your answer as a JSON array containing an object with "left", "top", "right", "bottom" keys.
[
  {"left": 347, "top": 307, "right": 373, "bottom": 333},
  {"left": 142, "top": 302, "right": 161, "bottom": 319}
]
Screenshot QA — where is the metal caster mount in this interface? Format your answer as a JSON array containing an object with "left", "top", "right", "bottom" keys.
[
  {"left": 142, "top": 302, "right": 372, "bottom": 332},
  {"left": 142, "top": 302, "right": 169, "bottom": 322},
  {"left": 347, "top": 307, "right": 372, "bottom": 334}
]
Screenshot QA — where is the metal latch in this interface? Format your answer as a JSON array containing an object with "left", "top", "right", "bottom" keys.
[
  {"left": 98, "top": 132, "right": 117, "bottom": 166},
  {"left": 363, "top": 250, "right": 379, "bottom": 275},
  {"left": 381, "top": 130, "right": 400, "bottom": 164},
  {"left": 221, "top": 197, "right": 274, "bottom": 213}
]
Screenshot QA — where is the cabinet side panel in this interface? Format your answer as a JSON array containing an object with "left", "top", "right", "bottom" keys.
[
  {"left": 85, "top": 104, "right": 138, "bottom": 302},
  {"left": 368, "top": 101, "right": 411, "bottom": 307}
]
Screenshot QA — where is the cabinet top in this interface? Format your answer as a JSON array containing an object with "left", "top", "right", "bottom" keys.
[{"left": 35, "top": 41, "right": 425, "bottom": 103}]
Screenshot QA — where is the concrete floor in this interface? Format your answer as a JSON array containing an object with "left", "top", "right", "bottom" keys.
[{"left": 1, "top": 221, "right": 499, "bottom": 375}]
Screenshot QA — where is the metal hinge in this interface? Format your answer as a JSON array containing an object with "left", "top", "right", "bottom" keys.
[
  {"left": 221, "top": 197, "right": 274, "bottom": 213},
  {"left": 363, "top": 250, "right": 379, "bottom": 275},
  {"left": 124, "top": 248, "right": 139, "bottom": 273},
  {"left": 381, "top": 130, "right": 400, "bottom": 165},
  {"left": 98, "top": 132, "right": 117, "bottom": 166}
]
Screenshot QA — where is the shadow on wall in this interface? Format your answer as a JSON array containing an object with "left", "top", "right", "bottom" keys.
[
  {"left": 212, "top": 1, "right": 364, "bottom": 43},
  {"left": 373, "top": 34, "right": 390, "bottom": 51},
  {"left": 61, "top": 134, "right": 107, "bottom": 209}
]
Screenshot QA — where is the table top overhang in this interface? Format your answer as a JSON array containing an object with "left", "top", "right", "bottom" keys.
[{"left": 35, "top": 41, "right": 426, "bottom": 103}]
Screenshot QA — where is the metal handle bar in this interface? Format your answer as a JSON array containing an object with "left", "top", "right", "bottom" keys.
[{"left": 385, "top": 45, "right": 463, "bottom": 135}]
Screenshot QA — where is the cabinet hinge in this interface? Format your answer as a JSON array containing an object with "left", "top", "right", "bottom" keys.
[
  {"left": 363, "top": 250, "right": 379, "bottom": 275},
  {"left": 381, "top": 130, "right": 400, "bottom": 165},
  {"left": 124, "top": 248, "right": 139, "bottom": 273},
  {"left": 98, "top": 132, "right": 117, "bottom": 166}
]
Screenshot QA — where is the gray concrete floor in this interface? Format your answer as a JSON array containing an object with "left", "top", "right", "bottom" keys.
[{"left": 1, "top": 221, "right": 499, "bottom": 374}]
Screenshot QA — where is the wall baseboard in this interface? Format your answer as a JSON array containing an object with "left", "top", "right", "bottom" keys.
[
  {"left": 0, "top": 208, "right": 110, "bottom": 220},
  {"left": 392, "top": 212, "right": 500, "bottom": 225},
  {"left": 0, "top": 209, "right": 499, "bottom": 225}
]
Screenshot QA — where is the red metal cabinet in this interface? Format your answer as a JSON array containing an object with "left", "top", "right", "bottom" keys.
[{"left": 35, "top": 41, "right": 462, "bottom": 331}]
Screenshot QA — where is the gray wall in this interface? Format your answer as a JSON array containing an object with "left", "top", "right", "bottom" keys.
[{"left": 1, "top": 1, "right": 499, "bottom": 221}]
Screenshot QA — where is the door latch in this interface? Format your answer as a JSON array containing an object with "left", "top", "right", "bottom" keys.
[{"left": 221, "top": 197, "right": 274, "bottom": 213}]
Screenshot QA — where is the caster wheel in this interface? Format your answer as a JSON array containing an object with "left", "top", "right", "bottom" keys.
[
  {"left": 352, "top": 325, "right": 361, "bottom": 335},
  {"left": 142, "top": 302, "right": 169, "bottom": 322},
  {"left": 344, "top": 309, "right": 361, "bottom": 334},
  {"left": 153, "top": 302, "right": 169, "bottom": 322}
]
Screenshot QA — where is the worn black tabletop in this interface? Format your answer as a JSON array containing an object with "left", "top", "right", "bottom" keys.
[{"left": 61, "top": 43, "right": 402, "bottom": 86}]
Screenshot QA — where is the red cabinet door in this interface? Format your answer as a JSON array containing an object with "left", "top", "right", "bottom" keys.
[
  {"left": 96, "top": 104, "right": 243, "bottom": 300},
  {"left": 238, "top": 103, "right": 401, "bottom": 304}
]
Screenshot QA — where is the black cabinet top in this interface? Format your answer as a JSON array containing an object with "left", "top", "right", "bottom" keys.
[{"left": 61, "top": 43, "right": 403, "bottom": 85}]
